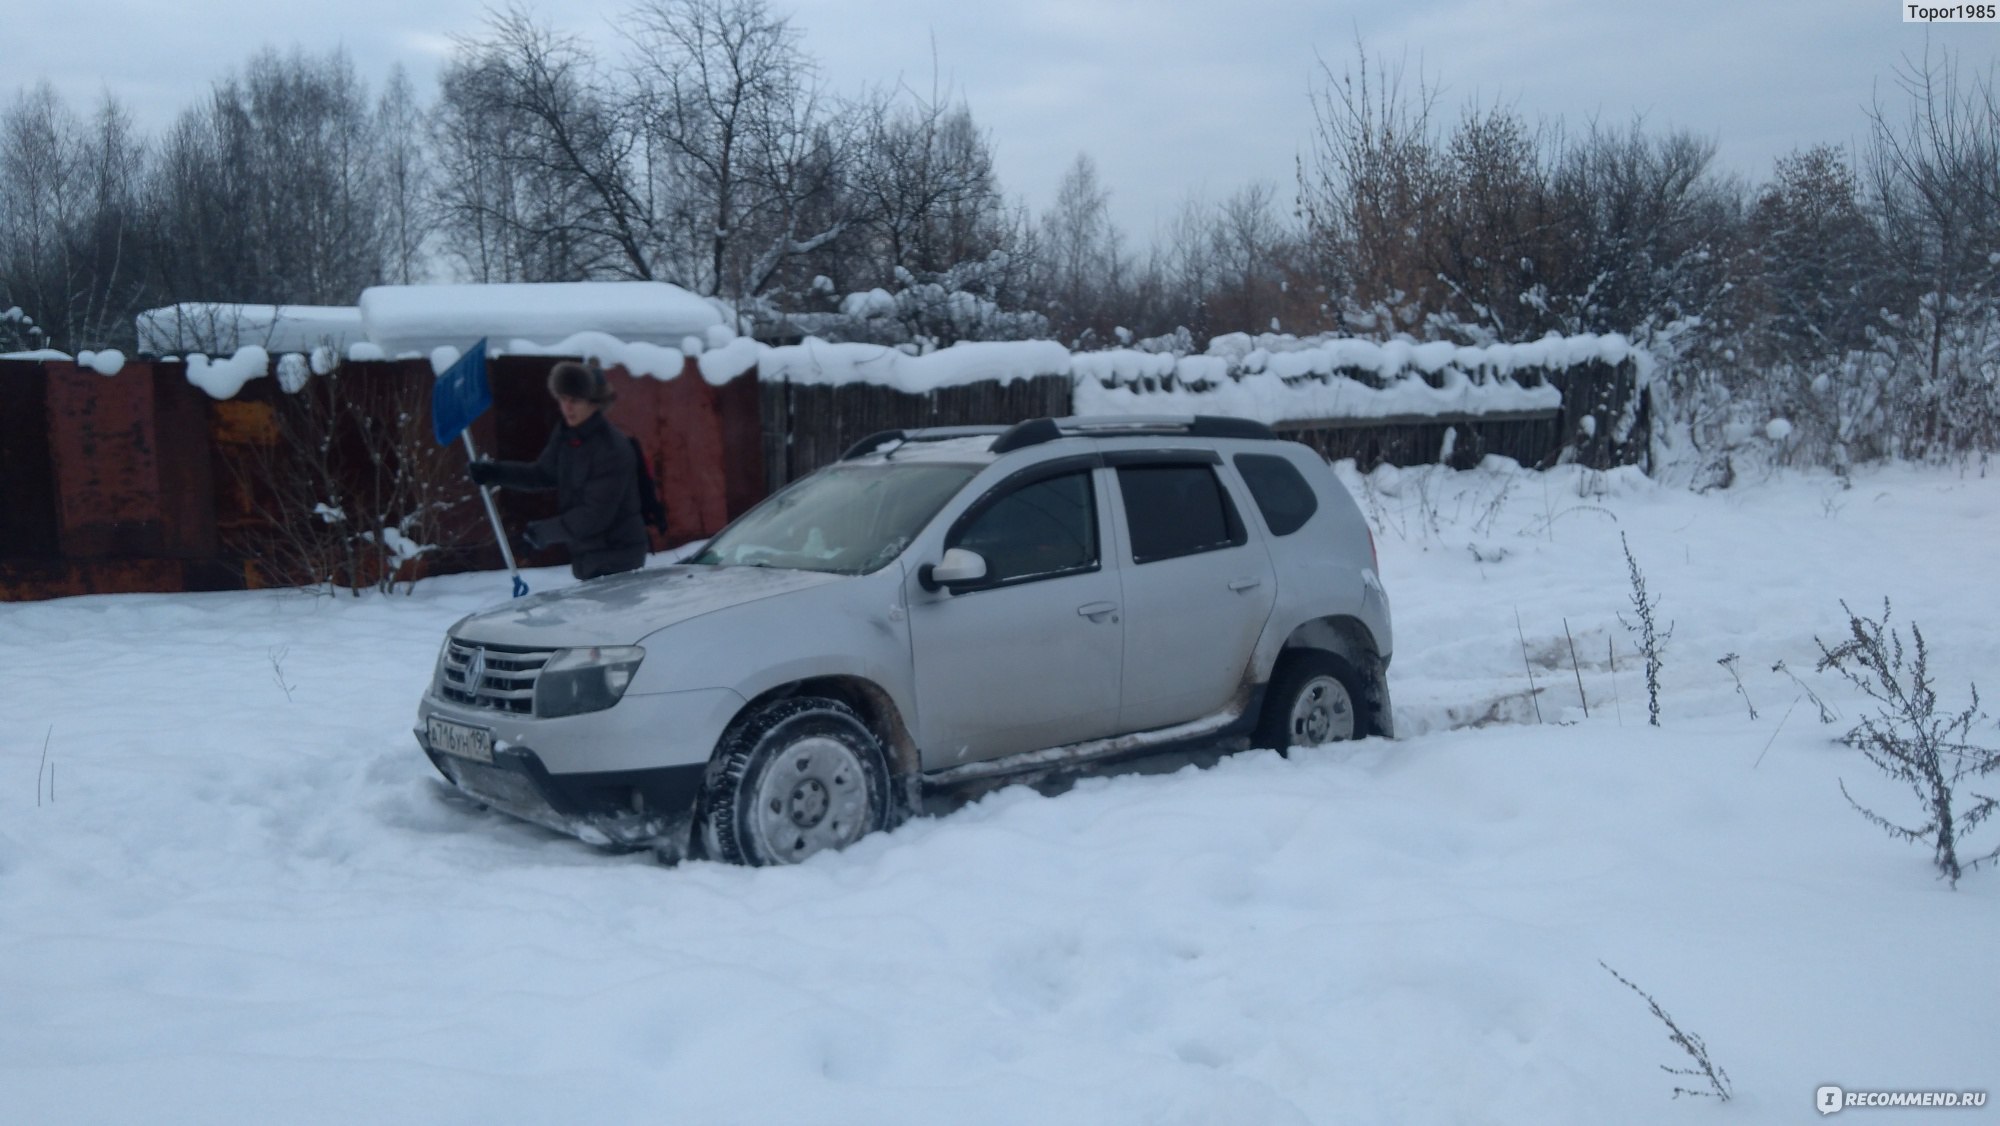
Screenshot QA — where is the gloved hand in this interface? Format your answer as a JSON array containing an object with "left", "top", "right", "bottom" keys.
[
  {"left": 521, "top": 522, "right": 548, "bottom": 552},
  {"left": 467, "top": 459, "right": 499, "bottom": 487}
]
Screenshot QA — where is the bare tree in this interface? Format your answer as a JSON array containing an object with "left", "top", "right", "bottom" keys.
[
  {"left": 0, "top": 84, "right": 149, "bottom": 351},
  {"left": 627, "top": 0, "right": 852, "bottom": 301},
  {"left": 432, "top": 8, "right": 653, "bottom": 283},
  {"left": 1865, "top": 47, "right": 2000, "bottom": 456},
  {"left": 1299, "top": 42, "right": 1446, "bottom": 336},
  {"left": 1210, "top": 181, "right": 1289, "bottom": 334},
  {"left": 431, "top": 51, "right": 533, "bottom": 282},
  {"left": 1038, "top": 152, "right": 1124, "bottom": 345},
  {"left": 1300, "top": 39, "right": 1744, "bottom": 352},
  {"left": 1156, "top": 190, "right": 1220, "bottom": 340},
  {"left": 377, "top": 65, "right": 433, "bottom": 285},
  {"left": 147, "top": 47, "right": 389, "bottom": 306},
  {"left": 847, "top": 76, "right": 1005, "bottom": 284}
]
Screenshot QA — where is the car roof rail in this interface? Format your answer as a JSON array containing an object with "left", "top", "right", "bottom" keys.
[
  {"left": 840, "top": 425, "right": 1012, "bottom": 461},
  {"left": 990, "top": 414, "right": 1277, "bottom": 454}
]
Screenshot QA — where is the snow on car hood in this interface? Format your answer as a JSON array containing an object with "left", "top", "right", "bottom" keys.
[{"left": 452, "top": 564, "right": 845, "bottom": 648}]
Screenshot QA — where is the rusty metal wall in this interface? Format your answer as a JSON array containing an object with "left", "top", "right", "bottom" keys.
[
  {"left": 0, "top": 355, "right": 765, "bottom": 601},
  {"left": 1, "top": 358, "right": 233, "bottom": 598},
  {"left": 43, "top": 358, "right": 166, "bottom": 559},
  {"left": 0, "top": 360, "right": 58, "bottom": 559}
]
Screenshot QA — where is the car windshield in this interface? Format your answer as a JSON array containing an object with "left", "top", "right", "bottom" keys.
[{"left": 690, "top": 462, "right": 980, "bottom": 575}]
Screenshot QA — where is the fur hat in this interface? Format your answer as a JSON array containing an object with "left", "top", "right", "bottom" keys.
[{"left": 547, "top": 361, "right": 616, "bottom": 405}]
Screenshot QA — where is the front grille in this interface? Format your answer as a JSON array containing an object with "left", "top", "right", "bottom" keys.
[
  {"left": 443, "top": 757, "right": 551, "bottom": 815},
  {"left": 440, "top": 640, "right": 555, "bottom": 714}
]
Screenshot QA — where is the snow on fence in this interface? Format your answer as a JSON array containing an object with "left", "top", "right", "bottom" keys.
[
  {"left": 758, "top": 332, "right": 1650, "bottom": 484},
  {"left": 1, "top": 315, "right": 1649, "bottom": 598},
  {"left": 135, "top": 303, "right": 366, "bottom": 357},
  {"left": 118, "top": 287, "right": 1646, "bottom": 479}
]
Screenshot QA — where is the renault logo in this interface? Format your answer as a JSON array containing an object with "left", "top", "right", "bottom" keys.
[{"left": 466, "top": 646, "right": 487, "bottom": 692}]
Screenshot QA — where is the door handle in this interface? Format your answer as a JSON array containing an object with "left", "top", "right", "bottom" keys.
[
  {"left": 1077, "top": 601, "right": 1119, "bottom": 622},
  {"left": 1227, "top": 576, "right": 1263, "bottom": 592}
]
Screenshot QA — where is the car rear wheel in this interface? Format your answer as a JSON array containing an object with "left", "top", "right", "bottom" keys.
[
  {"left": 1257, "top": 651, "right": 1376, "bottom": 751},
  {"left": 701, "top": 697, "right": 893, "bottom": 866}
]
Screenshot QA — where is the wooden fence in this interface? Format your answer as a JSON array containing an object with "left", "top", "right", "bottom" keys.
[
  {"left": 2, "top": 346, "right": 1647, "bottom": 601},
  {"left": 759, "top": 375, "right": 1071, "bottom": 487},
  {"left": 1274, "top": 361, "right": 1650, "bottom": 472},
  {"left": 762, "top": 355, "right": 1649, "bottom": 486}
]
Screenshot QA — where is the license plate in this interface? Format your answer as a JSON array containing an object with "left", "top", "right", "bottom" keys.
[{"left": 427, "top": 717, "right": 494, "bottom": 763}]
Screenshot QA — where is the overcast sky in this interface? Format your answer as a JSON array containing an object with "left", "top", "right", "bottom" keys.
[{"left": 13, "top": 0, "right": 1999, "bottom": 242}]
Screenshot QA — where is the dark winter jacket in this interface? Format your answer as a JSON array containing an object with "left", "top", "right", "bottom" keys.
[{"left": 483, "top": 413, "right": 648, "bottom": 580}]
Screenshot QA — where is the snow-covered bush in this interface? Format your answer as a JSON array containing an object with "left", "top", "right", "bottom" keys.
[
  {"left": 1, "top": 304, "right": 47, "bottom": 352},
  {"left": 784, "top": 256, "right": 1050, "bottom": 351},
  {"left": 1663, "top": 306, "right": 2000, "bottom": 482}
]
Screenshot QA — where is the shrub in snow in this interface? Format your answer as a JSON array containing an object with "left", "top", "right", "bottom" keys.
[
  {"left": 1772, "top": 659, "right": 1839, "bottom": 725},
  {"left": 1619, "top": 533, "right": 1670, "bottom": 727},
  {"left": 1600, "top": 962, "right": 1733, "bottom": 1102},
  {"left": 228, "top": 362, "right": 474, "bottom": 596},
  {"left": 1816, "top": 599, "right": 2000, "bottom": 887},
  {"left": 1717, "top": 653, "right": 1758, "bottom": 721}
]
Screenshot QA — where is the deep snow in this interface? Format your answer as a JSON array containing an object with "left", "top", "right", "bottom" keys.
[{"left": 2, "top": 459, "right": 1997, "bottom": 1124}]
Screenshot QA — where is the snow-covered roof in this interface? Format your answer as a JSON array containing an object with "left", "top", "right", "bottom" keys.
[
  {"left": 135, "top": 304, "right": 364, "bottom": 356},
  {"left": 103, "top": 287, "right": 1645, "bottom": 427},
  {"left": 1075, "top": 369, "right": 1564, "bottom": 426},
  {"left": 1076, "top": 332, "right": 1645, "bottom": 387},
  {"left": 760, "top": 339, "right": 1074, "bottom": 393},
  {"left": 357, "top": 282, "right": 727, "bottom": 357}
]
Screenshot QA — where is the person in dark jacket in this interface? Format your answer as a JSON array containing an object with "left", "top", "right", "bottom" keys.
[{"left": 468, "top": 362, "right": 649, "bottom": 581}]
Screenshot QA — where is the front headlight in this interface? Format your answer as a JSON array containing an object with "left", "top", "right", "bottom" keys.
[{"left": 535, "top": 646, "right": 646, "bottom": 718}]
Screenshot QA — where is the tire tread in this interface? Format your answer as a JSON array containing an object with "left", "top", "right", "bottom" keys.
[{"left": 702, "top": 697, "right": 889, "bottom": 866}]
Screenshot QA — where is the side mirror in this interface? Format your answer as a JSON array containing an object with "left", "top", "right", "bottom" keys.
[{"left": 919, "top": 547, "right": 988, "bottom": 592}]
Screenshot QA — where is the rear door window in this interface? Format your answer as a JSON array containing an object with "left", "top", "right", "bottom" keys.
[
  {"left": 1116, "top": 463, "right": 1247, "bottom": 564},
  {"left": 1233, "top": 453, "right": 1319, "bottom": 536}
]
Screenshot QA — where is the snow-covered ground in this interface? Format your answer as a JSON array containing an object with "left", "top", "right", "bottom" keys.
[{"left": 3, "top": 459, "right": 1996, "bottom": 1124}]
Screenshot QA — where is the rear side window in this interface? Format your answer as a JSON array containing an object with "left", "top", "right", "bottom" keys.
[
  {"left": 950, "top": 471, "right": 1098, "bottom": 585},
  {"left": 1117, "top": 464, "right": 1246, "bottom": 564},
  {"left": 1234, "top": 453, "right": 1319, "bottom": 536}
]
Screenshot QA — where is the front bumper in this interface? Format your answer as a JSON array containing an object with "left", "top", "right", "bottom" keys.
[{"left": 417, "top": 733, "right": 707, "bottom": 856}]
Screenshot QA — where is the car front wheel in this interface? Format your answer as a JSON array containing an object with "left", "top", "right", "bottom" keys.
[
  {"left": 1257, "top": 651, "right": 1377, "bottom": 751},
  {"left": 701, "top": 697, "right": 893, "bottom": 866}
]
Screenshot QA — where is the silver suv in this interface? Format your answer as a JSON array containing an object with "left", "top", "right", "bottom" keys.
[{"left": 415, "top": 415, "right": 1393, "bottom": 865}]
